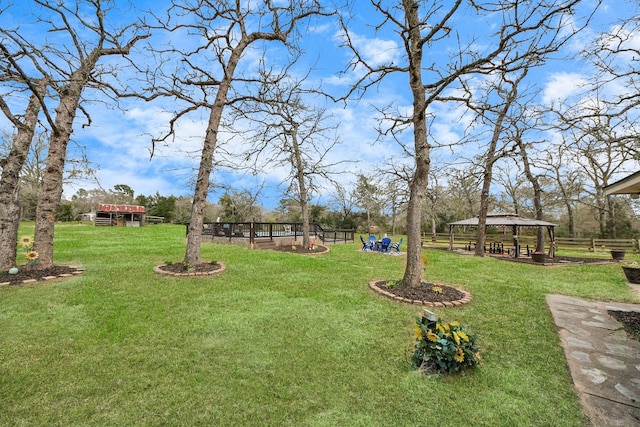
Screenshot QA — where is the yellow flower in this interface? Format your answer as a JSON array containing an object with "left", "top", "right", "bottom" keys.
[
  {"left": 453, "top": 331, "right": 460, "bottom": 345},
  {"left": 454, "top": 347, "right": 465, "bottom": 363},
  {"left": 414, "top": 324, "right": 423, "bottom": 340},
  {"left": 444, "top": 323, "right": 450, "bottom": 331},
  {"left": 457, "top": 331, "right": 469, "bottom": 342},
  {"left": 450, "top": 321, "right": 460, "bottom": 328},
  {"left": 436, "top": 324, "right": 445, "bottom": 334},
  {"left": 426, "top": 331, "right": 439, "bottom": 342},
  {"left": 20, "top": 236, "right": 33, "bottom": 247},
  {"left": 26, "top": 251, "right": 39, "bottom": 261}
]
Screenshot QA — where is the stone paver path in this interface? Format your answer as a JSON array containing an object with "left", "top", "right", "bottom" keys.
[{"left": 547, "top": 294, "right": 640, "bottom": 426}]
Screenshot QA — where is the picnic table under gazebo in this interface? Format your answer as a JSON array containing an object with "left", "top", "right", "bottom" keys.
[{"left": 448, "top": 212, "right": 557, "bottom": 258}]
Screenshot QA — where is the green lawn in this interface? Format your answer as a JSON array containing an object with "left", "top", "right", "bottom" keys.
[{"left": 1, "top": 223, "right": 637, "bottom": 426}]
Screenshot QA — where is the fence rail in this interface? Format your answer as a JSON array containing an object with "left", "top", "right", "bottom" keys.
[{"left": 425, "top": 232, "right": 640, "bottom": 252}]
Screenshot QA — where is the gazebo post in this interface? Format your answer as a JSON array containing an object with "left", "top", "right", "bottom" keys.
[
  {"left": 512, "top": 225, "right": 519, "bottom": 258},
  {"left": 448, "top": 225, "right": 454, "bottom": 251},
  {"left": 547, "top": 226, "right": 556, "bottom": 258}
]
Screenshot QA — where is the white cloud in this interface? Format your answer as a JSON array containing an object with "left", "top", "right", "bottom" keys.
[{"left": 542, "top": 72, "right": 589, "bottom": 104}]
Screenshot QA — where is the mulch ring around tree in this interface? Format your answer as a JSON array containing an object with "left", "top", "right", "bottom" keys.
[
  {"left": 0, "top": 265, "right": 84, "bottom": 286},
  {"left": 370, "top": 280, "right": 471, "bottom": 307},
  {"left": 154, "top": 261, "right": 225, "bottom": 277},
  {"left": 270, "top": 244, "right": 329, "bottom": 254}
]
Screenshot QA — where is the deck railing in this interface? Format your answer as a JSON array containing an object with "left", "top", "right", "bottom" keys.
[{"left": 190, "top": 221, "right": 354, "bottom": 245}]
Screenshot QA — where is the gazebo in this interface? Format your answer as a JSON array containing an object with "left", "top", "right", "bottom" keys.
[{"left": 448, "top": 212, "right": 557, "bottom": 258}]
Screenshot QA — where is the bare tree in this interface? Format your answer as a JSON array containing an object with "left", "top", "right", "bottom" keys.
[
  {"left": 218, "top": 188, "right": 264, "bottom": 222},
  {"left": 586, "top": 4, "right": 640, "bottom": 159},
  {"left": 539, "top": 140, "right": 584, "bottom": 237},
  {"left": 446, "top": 168, "right": 482, "bottom": 220},
  {"left": 464, "top": 68, "right": 529, "bottom": 256},
  {"left": 553, "top": 3, "right": 640, "bottom": 235},
  {"left": 353, "top": 172, "right": 385, "bottom": 233},
  {"left": 233, "top": 73, "right": 345, "bottom": 248},
  {"left": 494, "top": 165, "right": 526, "bottom": 215},
  {"left": 327, "top": 181, "right": 359, "bottom": 229},
  {"left": 561, "top": 110, "right": 633, "bottom": 237},
  {"left": 145, "top": 0, "right": 329, "bottom": 267},
  {"left": 381, "top": 168, "right": 410, "bottom": 236},
  {"left": 1, "top": 0, "right": 149, "bottom": 269},
  {"left": 0, "top": 77, "right": 47, "bottom": 269},
  {"left": 512, "top": 129, "right": 548, "bottom": 252},
  {"left": 338, "top": 0, "right": 595, "bottom": 286}
]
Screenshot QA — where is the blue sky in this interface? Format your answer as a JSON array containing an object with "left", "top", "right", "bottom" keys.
[{"left": 0, "top": 0, "right": 635, "bottom": 210}]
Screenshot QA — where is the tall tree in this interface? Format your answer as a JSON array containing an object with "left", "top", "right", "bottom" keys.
[
  {"left": 234, "top": 73, "right": 345, "bottom": 248},
  {"left": 353, "top": 173, "right": 384, "bottom": 233},
  {"left": 327, "top": 181, "right": 358, "bottom": 229},
  {"left": 1, "top": 0, "right": 149, "bottom": 269},
  {"left": 539, "top": 140, "right": 584, "bottom": 237},
  {"left": 467, "top": 68, "right": 529, "bottom": 256},
  {"left": 148, "top": 0, "right": 328, "bottom": 267},
  {"left": 0, "top": 78, "right": 47, "bottom": 269},
  {"left": 339, "top": 0, "right": 595, "bottom": 286}
]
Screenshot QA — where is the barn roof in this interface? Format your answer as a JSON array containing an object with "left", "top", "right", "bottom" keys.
[{"left": 97, "top": 204, "right": 145, "bottom": 213}]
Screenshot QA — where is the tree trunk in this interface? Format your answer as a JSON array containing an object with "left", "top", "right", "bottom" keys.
[
  {"left": 556, "top": 172, "right": 575, "bottom": 237},
  {"left": 34, "top": 86, "right": 83, "bottom": 268},
  {"left": 431, "top": 216, "right": 436, "bottom": 243},
  {"left": 400, "top": 0, "right": 429, "bottom": 287},
  {"left": 566, "top": 203, "right": 575, "bottom": 238},
  {"left": 184, "top": 45, "right": 245, "bottom": 266},
  {"left": 534, "top": 189, "right": 545, "bottom": 251},
  {"left": 596, "top": 188, "right": 607, "bottom": 238},
  {"left": 475, "top": 173, "right": 492, "bottom": 257},
  {"left": 0, "top": 81, "right": 45, "bottom": 269},
  {"left": 517, "top": 137, "right": 545, "bottom": 252},
  {"left": 475, "top": 119, "right": 508, "bottom": 256},
  {"left": 475, "top": 71, "right": 522, "bottom": 256},
  {"left": 607, "top": 195, "right": 616, "bottom": 239},
  {"left": 291, "top": 126, "right": 310, "bottom": 248}
]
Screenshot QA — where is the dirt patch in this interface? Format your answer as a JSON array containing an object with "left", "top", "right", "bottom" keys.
[
  {"left": 0, "top": 265, "right": 82, "bottom": 285},
  {"left": 608, "top": 310, "right": 640, "bottom": 342},
  {"left": 270, "top": 244, "right": 329, "bottom": 254}
]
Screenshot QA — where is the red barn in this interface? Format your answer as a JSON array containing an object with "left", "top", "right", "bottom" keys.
[{"left": 95, "top": 204, "right": 146, "bottom": 227}]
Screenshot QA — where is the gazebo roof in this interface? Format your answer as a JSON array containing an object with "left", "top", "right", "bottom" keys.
[{"left": 449, "top": 212, "right": 557, "bottom": 227}]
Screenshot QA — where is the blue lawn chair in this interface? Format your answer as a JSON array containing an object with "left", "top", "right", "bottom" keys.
[
  {"left": 390, "top": 237, "right": 403, "bottom": 253},
  {"left": 360, "top": 235, "right": 374, "bottom": 251},
  {"left": 379, "top": 237, "right": 391, "bottom": 252}
]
